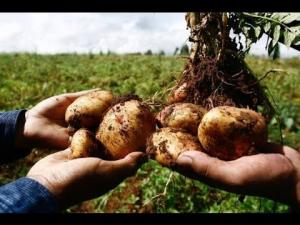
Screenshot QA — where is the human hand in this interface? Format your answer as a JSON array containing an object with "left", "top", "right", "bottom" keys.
[
  {"left": 175, "top": 143, "right": 300, "bottom": 208},
  {"left": 27, "top": 149, "right": 147, "bottom": 210},
  {"left": 15, "top": 89, "right": 100, "bottom": 150}
]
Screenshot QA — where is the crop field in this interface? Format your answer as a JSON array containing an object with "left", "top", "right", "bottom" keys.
[{"left": 0, "top": 53, "right": 299, "bottom": 212}]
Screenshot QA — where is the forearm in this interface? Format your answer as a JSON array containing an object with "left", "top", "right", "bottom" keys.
[
  {"left": 0, "top": 177, "right": 58, "bottom": 213},
  {"left": 0, "top": 110, "right": 32, "bottom": 163}
]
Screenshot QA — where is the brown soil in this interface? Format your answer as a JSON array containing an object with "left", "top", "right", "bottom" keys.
[
  {"left": 169, "top": 54, "right": 274, "bottom": 121},
  {"left": 168, "top": 13, "right": 274, "bottom": 122},
  {"left": 103, "top": 177, "right": 154, "bottom": 213}
]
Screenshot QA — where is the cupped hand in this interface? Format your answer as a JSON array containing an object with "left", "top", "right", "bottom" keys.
[
  {"left": 27, "top": 149, "right": 147, "bottom": 210},
  {"left": 16, "top": 89, "right": 99, "bottom": 150},
  {"left": 174, "top": 143, "right": 300, "bottom": 208}
]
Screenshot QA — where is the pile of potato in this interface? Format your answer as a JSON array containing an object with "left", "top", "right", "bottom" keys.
[
  {"left": 66, "top": 90, "right": 267, "bottom": 165},
  {"left": 148, "top": 103, "right": 267, "bottom": 166},
  {"left": 66, "top": 90, "right": 155, "bottom": 160}
]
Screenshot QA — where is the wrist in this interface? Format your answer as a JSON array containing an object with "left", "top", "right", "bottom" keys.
[
  {"left": 27, "top": 173, "right": 65, "bottom": 210},
  {"left": 14, "top": 110, "right": 34, "bottom": 150}
]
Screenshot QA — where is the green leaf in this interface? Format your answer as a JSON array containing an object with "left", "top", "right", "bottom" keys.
[
  {"left": 268, "top": 39, "right": 275, "bottom": 55},
  {"left": 254, "top": 26, "right": 261, "bottom": 38},
  {"left": 242, "top": 26, "right": 250, "bottom": 36},
  {"left": 263, "top": 22, "right": 271, "bottom": 33},
  {"left": 284, "top": 118, "right": 294, "bottom": 130},
  {"left": 281, "top": 13, "right": 300, "bottom": 24},
  {"left": 272, "top": 44, "right": 280, "bottom": 60},
  {"left": 290, "top": 26, "right": 300, "bottom": 35},
  {"left": 272, "top": 25, "right": 281, "bottom": 47},
  {"left": 271, "top": 13, "right": 289, "bottom": 21},
  {"left": 283, "top": 30, "right": 296, "bottom": 47},
  {"left": 293, "top": 36, "right": 300, "bottom": 45},
  {"left": 246, "top": 38, "right": 252, "bottom": 49}
]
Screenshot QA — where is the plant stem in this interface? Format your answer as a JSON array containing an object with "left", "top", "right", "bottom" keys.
[
  {"left": 242, "top": 13, "right": 294, "bottom": 33},
  {"left": 142, "top": 172, "right": 174, "bottom": 207}
]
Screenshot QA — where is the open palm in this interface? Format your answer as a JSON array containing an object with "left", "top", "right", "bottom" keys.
[
  {"left": 21, "top": 89, "right": 99, "bottom": 150},
  {"left": 175, "top": 143, "right": 300, "bottom": 207},
  {"left": 27, "top": 148, "right": 146, "bottom": 209}
]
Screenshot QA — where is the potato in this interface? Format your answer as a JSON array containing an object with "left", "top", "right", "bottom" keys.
[
  {"left": 70, "top": 128, "right": 103, "bottom": 159},
  {"left": 147, "top": 127, "right": 203, "bottom": 167},
  {"left": 168, "top": 83, "right": 188, "bottom": 104},
  {"left": 156, "top": 103, "right": 207, "bottom": 135},
  {"left": 65, "top": 90, "right": 114, "bottom": 130},
  {"left": 96, "top": 100, "right": 156, "bottom": 160},
  {"left": 198, "top": 106, "right": 267, "bottom": 161}
]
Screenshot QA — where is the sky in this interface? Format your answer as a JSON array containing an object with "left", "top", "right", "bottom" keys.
[{"left": 0, "top": 13, "right": 299, "bottom": 57}]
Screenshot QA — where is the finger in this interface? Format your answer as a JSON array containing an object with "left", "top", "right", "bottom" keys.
[
  {"left": 59, "top": 88, "right": 101, "bottom": 103},
  {"left": 98, "top": 152, "right": 147, "bottom": 179},
  {"left": 175, "top": 151, "right": 237, "bottom": 188},
  {"left": 176, "top": 150, "right": 294, "bottom": 195},
  {"left": 282, "top": 145, "right": 300, "bottom": 170},
  {"left": 47, "top": 148, "right": 71, "bottom": 160},
  {"left": 36, "top": 125, "right": 71, "bottom": 149},
  {"left": 29, "top": 88, "right": 101, "bottom": 118},
  {"left": 48, "top": 88, "right": 101, "bottom": 109}
]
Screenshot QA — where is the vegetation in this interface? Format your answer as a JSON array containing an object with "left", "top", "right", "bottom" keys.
[{"left": 0, "top": 53, "right": 299, "bottom": 212}]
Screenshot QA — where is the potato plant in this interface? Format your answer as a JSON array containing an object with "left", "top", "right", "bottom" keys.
[
  {"left": 66, "top": 13, "right": 300, "bottom": 165},
  {"left": 1, "top": 53, "right": 298, "bottom": 213}
]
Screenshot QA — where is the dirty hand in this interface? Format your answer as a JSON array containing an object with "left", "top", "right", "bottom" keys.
[
  {"left": 175, "top": 143, "right": 300, "bottom": 209},
  {"left": 27, "top": 148, "right": 147, "bottom": 210},
  {"left": 15, "top": 89, "right": 99, "bottom": 150}
]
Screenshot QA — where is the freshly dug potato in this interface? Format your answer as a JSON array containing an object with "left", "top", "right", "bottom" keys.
[
  {"left": 147, "top": 127, "right": 203, "bottom": 167},
  {"left": 156, "top": 103, "right": 207, "bottom": 135},
  {"left": 168, "top": 83, "right": 188, "bottom": 104},
  {"left": 65, "top": 90, "right": 114, "bottom": 130},
  {"left": 198, "top": 106, "right": 267, "bottom": 161},
  {"left": 96, "top": 100, "right": 156, "bottom": 160},
  {"left": 70, "top": 128, "right": 103, "bottom": 159}
]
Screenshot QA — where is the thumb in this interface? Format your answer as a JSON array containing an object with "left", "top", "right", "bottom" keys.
[
  {"left": 105, "top": 152, "right": 148, "bottom": 179},
  {"left": 175, "top": 150, "right": 226, "bottom": 180},
  {"left": 176, "top": 151, "right": 194, "bottom": 167},
  {"left": 175, "top": 151, "right": 199, "bottom": 178},
  {"left": 175, "top": 150, "right": 244, "bottom": 191}
]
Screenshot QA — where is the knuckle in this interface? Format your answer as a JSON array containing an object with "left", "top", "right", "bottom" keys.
[{"left": 126, "top": 160, "right": 138, "bottom": 171}]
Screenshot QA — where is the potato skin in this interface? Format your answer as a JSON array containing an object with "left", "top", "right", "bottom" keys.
[
  {"left": 70, "top": 128, "right": 102, "bottom": 159},
  {"left": 96, "top": 100, "right": 156, "bottom": 160},
  {"left": 198, "top": 106, "right": 267, "bottom": 161},
  {"left": 156, "top": 103, "right": 207, "bottom": 135},
  {"left": 147, "top": 127, "right": 203, "bottom": 167},
  {"left": 168, "top": 83, "right": 188, "bottom": 104},
  {"left": 65, "top": 90, "right": 114, "bottom": 130}
]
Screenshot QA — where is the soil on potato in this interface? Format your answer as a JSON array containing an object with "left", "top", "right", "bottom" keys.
[{"left": 110, "top": 94, "right": 141, "bottom": 109}]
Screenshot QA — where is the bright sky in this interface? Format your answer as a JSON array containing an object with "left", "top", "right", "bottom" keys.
[{"left": 0, "top": 13, "right": 299, "bottom": 57}]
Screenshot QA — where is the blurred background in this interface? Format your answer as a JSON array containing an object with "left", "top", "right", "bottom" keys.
[
  {"left": 0, "top": 13, "right": 299, "bottom": 213},
  {"left": 1, "top": 13, "right": 299, "bottom": 57}
]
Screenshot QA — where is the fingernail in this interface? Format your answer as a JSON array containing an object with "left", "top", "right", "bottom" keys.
[{"left": 172, "top": 154, "right": 193, "bottom": 172}]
